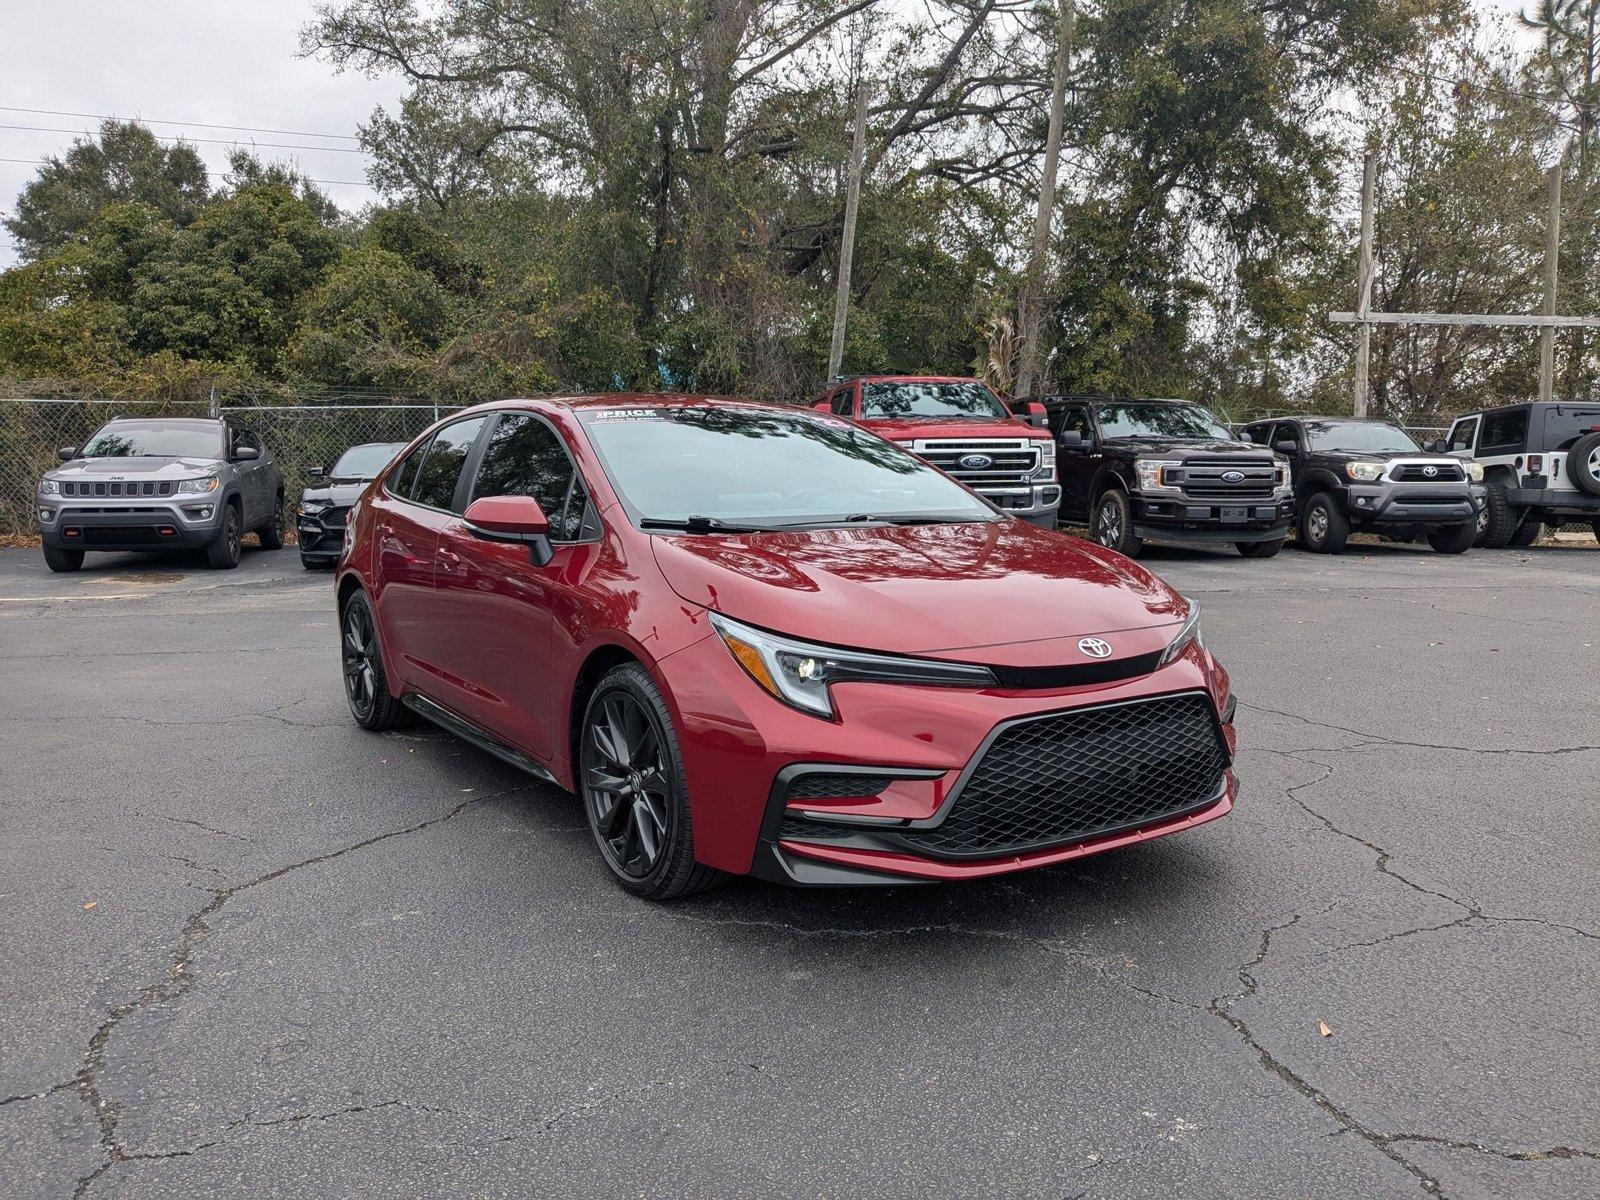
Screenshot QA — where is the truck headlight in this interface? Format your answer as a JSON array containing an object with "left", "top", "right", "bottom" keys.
[
  {"left": 39, "top": 479, "right": 61, "bottom": 495},
  {"left": 298, "top": 500, "right": 328, "bottom": 517},
  {"left": 1464, "top": 461, "right": 1484, "bottom": 482},
  {"left": 1135, "top": 460, "right": 1182, "bottom": 492},
  {"left": 177, "top": 475, "right": 220, "bottom": 494},
  {"left": 1157, "top": 600, "right": 1203, "bottom": 667},
  {"left": 1344, "top": 462, "right": 1385, "bottom": 482},
  {"left": 711, "top": 613, "right": 996, "bottom": 719}
]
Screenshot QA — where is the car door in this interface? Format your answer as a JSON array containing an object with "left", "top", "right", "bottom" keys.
[
  {"left": 1269, "top": 422, "right": 1306, "bottom": 485},
  {"left": 368, "top": 416, "right": 489, "bottom": 691},
  {"left": 1052, "top": 403, "right": 1095, "bottom": 519},
  {"left": 229, "top": 427, "right": 264, "bottom": 525},
  {"left": 432, "top": 411, "right": 596, "bottom": 761}
]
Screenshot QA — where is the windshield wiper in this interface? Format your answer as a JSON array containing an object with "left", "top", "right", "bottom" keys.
[{"left": 639, "top": 515, "right": 777, "bottom": 533}]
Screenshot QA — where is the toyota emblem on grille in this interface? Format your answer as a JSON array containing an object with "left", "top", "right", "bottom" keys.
[
  {"left": 1221, "top": 470, "right": 1245, "bottom": 483},
  {"left": 1423, "top": 464, "right": 1438, "bottom": 477},
  {"left": 1078, "top": 637, "right": 1113, "bottom": 658},
  {"left": 958, "top": 453, "right": 994, "bottom": 470}
]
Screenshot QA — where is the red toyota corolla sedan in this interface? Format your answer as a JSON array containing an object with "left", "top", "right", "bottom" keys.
[{"left": 336, "top": 396, "right": 1237, "bottom": 899}]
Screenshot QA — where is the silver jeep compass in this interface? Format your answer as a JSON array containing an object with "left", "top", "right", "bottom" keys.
[{"left": 35, "top": 417, "right": 286, "bottom": 572}]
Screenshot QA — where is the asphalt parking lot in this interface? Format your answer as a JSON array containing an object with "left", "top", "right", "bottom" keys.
[{"left": 1, "top": 537, "right": 1596, "bottom": 1199}]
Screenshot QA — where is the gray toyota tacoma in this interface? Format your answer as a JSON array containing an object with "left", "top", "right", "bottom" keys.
[{"left": 35, "top": 417, "right": 285, "bottom": 572}]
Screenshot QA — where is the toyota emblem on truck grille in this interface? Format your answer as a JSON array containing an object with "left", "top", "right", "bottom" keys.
[
  {"left": 1423, "top": 464, "right": 1438, "bottom": 477},
  {"left": 959, "top": 453, "right": 994, "bottom": 470},
  {"left": 1221, "top": 470, "right": 1245, "bottom": 483},
  {"left": 1078, "top": 637, "right": 1113, "bottom": 658}
]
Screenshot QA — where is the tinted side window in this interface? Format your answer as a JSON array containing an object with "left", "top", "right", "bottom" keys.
[
  {"left": 1447, "top": 417, "right": 1478, "bottom": 453},
  {"left": 1479, "top": 408, "right": 1527, "bottom": 452},
  {"left": 470, "top": 414, "right": 586, "bottom": 540},
  {"left": 411, "top": 417, "right": 488, "bottom": 511},
  {"left": 390, "top": 444, "right": 425, "bottom": 497},
  {"left": 1056, "top": 405, "right": 1091, "bottom": 440},
  {"left": 1272, "top": 423, "right": 1302, "bottom": 450},
  {"left": 830, "top": 387, "right": 855, "bottom": 417}
]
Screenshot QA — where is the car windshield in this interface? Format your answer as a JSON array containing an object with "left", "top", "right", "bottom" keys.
[
  {"left": 331, "top": 444, "right": 402, "bottom": 479},
  {"left": 860, "top": 381, "right": 1008, "bottom": 422},
  {"left": 1094, "top": 402, "right": 1232, "bottom": 440},
  {"left": 1304, "top": 420, "right": 1419, "bottom": 453},
  {"left": 79, "top": 421, "right": 224, "bottom": 459},
  {"left": 578, "top": 405, "right": 998, "bottom": 530}
]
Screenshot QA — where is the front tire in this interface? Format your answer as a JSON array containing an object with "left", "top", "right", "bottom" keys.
[
  {"left": 1091, "top": 489, "right": 1142, "bottom": 557},
  {"left": 1299, "top": 493, "right": 1349, "bottom": 554},
  {"left": 205, "top": 503, "right": 243, "bottom": 569},
  {"left": 1427, "top": 522, "right": 1476, "bottom": 554},
  {"left": 1237, "top": 539, "right": 1284, "bottom": 558},
  {"left": 340, "top": 590, "right": 409, "bottom": 731},
  {"left": 43, "top": 545, "right": 84, "bottom": 573},
  {"left": 257, "top": 493, "right": 286, "bottom": 550},
  {"left": 1476, "top": 478, "right": 1521, "bottom": 548},
  {"left": 1508, "top": 519, "right": 1541, "bottom": 547},
  {"left": 580, "top": 663, "right": 725, "bottom": 901}
]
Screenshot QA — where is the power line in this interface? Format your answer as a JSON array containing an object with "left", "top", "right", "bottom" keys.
[
  {"left": 0, "top": 122, "right": 367, "bottom": 155},
  {"left": 0, "top": 156, "right": 376, "bottom": 188},
  {"left": 0, "top": 105, "right": 360, "bottom": 142}
]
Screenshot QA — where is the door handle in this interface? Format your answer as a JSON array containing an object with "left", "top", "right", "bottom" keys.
[{"left": 437, "top": 549, "right": 463, "bottom": 572}]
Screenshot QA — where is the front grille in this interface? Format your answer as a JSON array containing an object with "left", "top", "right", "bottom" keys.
[
  {"left": 62, "top": 480, "right": 174, "bottom": 497},
  {"left": 786, "top": 773, "right": 891, "bottom": 800},
  {"left": 896, "top": 693, "right": 1226, "bottom": 857},
  {"left": 1390, "top": 463, "right": 1465, "bottom": 483},
  {"left": 915, "top": 439, "right": 1039, "bottom": 490},
  {"left": 1177, "top": 458, "right": 1278, "bottom": 501}
]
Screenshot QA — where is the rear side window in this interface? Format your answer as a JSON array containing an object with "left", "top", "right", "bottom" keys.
[
  {"left": 1447, "top": 417, "right": 1478, "bottom": 453},
  {"left": 469, "top": 413, "right": 586, "bottom": 540},
  {"left": 1544, "top": 406, "right": 1600, "bottom": 448},
  {"left": 411, "top": 417, "right": 488, "bottom": 511},
  {"left": 390, "top": 444, "right": 424, "bottom": 497},
  {"left": 1479, "top": 408, "right": 1527, "bottom": 452}
]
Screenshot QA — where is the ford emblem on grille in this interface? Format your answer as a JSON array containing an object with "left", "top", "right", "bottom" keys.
[
  {"left": 1077, "top": 637, "right": 1112, "bottom": 658},
  {"left": 958, "top": 453, "right": 994, "bottom": 470},
  {"left": 1423, "top": 464, "right": 1438, "bottom": 477},
  {"left": 1221, "top": 470, "right": 1245, "bottom": 483}
]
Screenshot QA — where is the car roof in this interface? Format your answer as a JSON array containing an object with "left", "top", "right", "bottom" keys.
[
  {"left": 102, "top": 416, "right": 225, "bottom": 428},
  {"left": 837, "top": 375, "right": 986, "bottom": 384}
]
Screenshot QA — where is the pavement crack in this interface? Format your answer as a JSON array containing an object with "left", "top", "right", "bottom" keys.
[
  {"left": 1240, "top": 701, "right": 1598, "bottom": 758},
  {"left": 132, "top": 810, "right": 258, "bottom": 845},
  {"left": 1380, "top": 1131, "right": 1600, "bottom": 1163},
  {"left": 226, "top": 1098, "right": 459, "bottom": 1130},
  {"left": 67, "top": 787, "right": 518, "bottom": 1198}
]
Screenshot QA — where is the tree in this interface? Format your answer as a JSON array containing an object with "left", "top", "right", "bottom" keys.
[{"left": 4, "top": 121, "right": 211, "bottom": 261}]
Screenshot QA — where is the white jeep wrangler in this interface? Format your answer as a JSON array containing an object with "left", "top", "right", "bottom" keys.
[{"left": 1441, "top": 402, "right": 1600, "bottom": 548}]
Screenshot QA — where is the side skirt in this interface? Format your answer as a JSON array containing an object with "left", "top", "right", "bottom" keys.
[{"left": 401, "top": 693, "right": 561, "bottom": 788}]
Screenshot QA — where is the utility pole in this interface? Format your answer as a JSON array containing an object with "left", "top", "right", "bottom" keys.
[
  {"left": 827, "top": 77, "right": 870, "bottom": 382},
  {"left": 1539, "top": 161, "right": 1562, "bottom": 404},
  {"left": 1013, "top": 0, "right": 1075, "bottom": 401},
  {"left": 1353, "top": 149, "right": 1376, "bottom": 418}
]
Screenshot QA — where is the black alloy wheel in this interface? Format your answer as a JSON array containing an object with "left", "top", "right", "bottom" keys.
[
  {"left": 1091, "top": 489, "right": 1142, "bottom": 557},
  {"left": 206, "top": 503, "right": 243, "bottom": 569},
  {"left": 341, "top": 591, "right": 407, "bottom": 730},
  {"left": 259, "top": 494, "right": 286, "bottom": 550}
]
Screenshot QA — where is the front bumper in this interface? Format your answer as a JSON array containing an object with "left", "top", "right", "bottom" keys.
[
  {"left": 36, "top": 497, "right": 225, "bottom": 550},
  {"left": 1132, "top": 493, "right": 1294, "bottom": 544},
  {"left": 977, "top": 483, "right": 1059, "bottom": 528},
  {"left": 1346, "top": 482, "right": 1483, "bottom": 526},
  {"left": 659, "top": 626, "right": 1235, "bottom": 885},
  {"left": 297, "top": 507, "right": 350, "bottom": 558}
]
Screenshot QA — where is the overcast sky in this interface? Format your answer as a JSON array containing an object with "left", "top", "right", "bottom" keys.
[{"left": 0, "top": 1, "right": 1539, "bottom": 269}]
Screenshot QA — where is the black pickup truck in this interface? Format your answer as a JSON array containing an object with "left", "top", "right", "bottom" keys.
[{"left": 1031, "top": 396, "right": 1294, "bottom": 558}]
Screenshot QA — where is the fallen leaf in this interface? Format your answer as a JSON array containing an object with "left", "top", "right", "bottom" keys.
[
  {"left": 379, "top": 757, "right": 389, "bottom": 764},
  {"left": 461, "top": 788, "right": 475, "bottom": 793},
  {"left": 83, "top": 901, "right": 97, "bottom": 910},
  {"left": 1318, "top": 1020, "right": 1333, "bottom": 1038}
]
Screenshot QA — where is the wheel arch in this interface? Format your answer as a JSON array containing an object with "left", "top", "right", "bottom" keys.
[{"left": 566, "top": 642, "right": 653, "bottom": 791}]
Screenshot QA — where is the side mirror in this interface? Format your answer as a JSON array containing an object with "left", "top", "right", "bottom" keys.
[
  {"left": 1429, "top": 439, "right": 1447, "bottom": 454},
  {"left": 1021, "top": 401, "right": 1048, "bottom": 429},
  {"left": 1274, "top": 440, "right": 1296, "bottom": 455},
  {"left": 1058, "top": 430, "right": 1088, "bottom": 451},
  {"left": 234, "top": 444, "right": 261, "bottom": 462},
  {"left": 1239, "top": 431, "right": 1254, "bottom": 444},
  {"left": 308, "top": 466, "right": 325, "bottom": 479},
  {"left": 57, "top": 446, "right": 77, "bottom": 462},
  {"left": 463, "top": 495, "right": 554, "bottom": 567},
  {"left": 811, "top": 400, "right": 832, "bottom": 414}
]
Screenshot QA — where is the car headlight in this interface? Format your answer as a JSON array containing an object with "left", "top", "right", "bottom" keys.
[
  {"left": 1344, "top": 461, "right": 1385, "bottom": 482},
  {"left": 710, "top": 612, "right": 996, "bottom": 719},
  {"left": 177, "top": 475, "right": 220, "bottom": 494},
  {"left": 1158, "top": 600, "right": 1203, "bottom": 667},
  {"left": 1464, "top": 461, "right": 1484, "bottom": 482},
  {"left": 38, "top": 479, "right": 61, "bottom": 495},
  {"left": 298, "top": 500, "right": 328, "bottom": 516},
  {"left": 1135, "top": 460, "right": 1182, "bottom": 491}
]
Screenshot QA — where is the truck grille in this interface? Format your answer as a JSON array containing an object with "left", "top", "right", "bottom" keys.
[
  {"left": 61, "top": 480, "right": 175, "bottom": 497},
  {"left": 1389, "top": 463, "right": 1465, "bottom": 483},
  {"left": 914, "top": 439, "right": 1039, "bottom": 491},
  {"left": 1178, "top": 458, "right": 1279, "bottom": 501}
]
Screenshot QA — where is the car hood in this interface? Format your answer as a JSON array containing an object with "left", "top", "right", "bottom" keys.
[
  {"left": 1101, "top": 437, "right": 1265, "bottom": 457},
  {"left": 301, "top": 479, "right": 372, "bottom": 504},
  {"left": 651, "top": 521, "right": 1188, "bottom": 665},
  {"left": 47, "top": 456, "right": 222, "bottom": 480},
  {"left": 1321, "top": 449, "right": 1447, "bottom": 464},
  {"left": 857, "top": 417, "right": 1050, "bottom": 443}
]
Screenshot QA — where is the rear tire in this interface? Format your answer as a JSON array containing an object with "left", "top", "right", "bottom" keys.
[
  {"left": 43, "top": 545, "right": 84, "bottom": 573},
  {"left": 1237, "top": 539, "right": 1283, "bottom": 558},
  {"left": 257, "top": 493, "right": 285, "bottom": 550},
  {"left": 340, "top": 590, "right": 409, "bottom": 731},
  {"left": 1299, "top": 493, "right": 1349, "bottom": 554},
  {"left": 1091, "top": 489, "right": 1143, "bottom": 557},
  {"left": 579, "top": 663, "right": 726, "bottom": 901},
  {"left": 1476, "top": 478, "right": 1521, "bottom": 548},
  {"left": 205, "top": 503, "right": 243, "bottom": 569},
  {"left": 1427, "top": 522, "right": 1476, "bottom": 554},
  {"left": 1509, "top": 519, "right": 1541, "bottom": 547},
  {"left": 1565, "top": 431, "right": 1600, "bottom": 496}
]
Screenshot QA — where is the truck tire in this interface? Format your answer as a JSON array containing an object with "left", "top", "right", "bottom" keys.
[
  {"left": 1476, "top": 478, "right": 1522, "bottom": 548},
  {"left": 1299, "top": 493, "right": 1349, "bottom": 554},
  {"left": 257, "top": 492, "right": 286, "bottom": 550},
  {"left": 1091, "top": 489, "right": 1142, "bottom": 557},
  {"left": 1509, "top": 519, "right": 1541, "bottom": 547},
  {"left": 1237, "top": 539, "right": 1283, "bottom": 558},
  {"left": 1566, "top": 431, "right": 1600, "bottom": 497},
  {"left": 1427, "top": 522, "right": 1476, "bottom": 554},
  {"left": 43, "top": 544, "right": 84, "bottom": 573},
  {"left": 205, "top": 502, "right": 243, "bottom": 569}
]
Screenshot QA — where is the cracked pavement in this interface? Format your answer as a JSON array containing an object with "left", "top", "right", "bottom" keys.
[{"left": 0, "top": 539, "right": 1595, "bottom": 1198}]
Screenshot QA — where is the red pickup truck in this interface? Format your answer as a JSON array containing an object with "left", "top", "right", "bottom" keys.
[{"left": 812, "top": 375, "right": 1059, "bottom": 527}]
